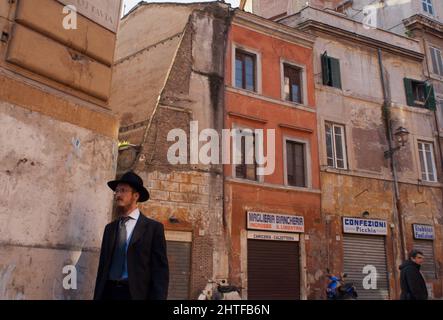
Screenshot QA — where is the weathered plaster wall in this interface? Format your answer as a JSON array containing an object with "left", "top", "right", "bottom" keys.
[
  {"left": 0, "top": 102, "right": 117, "bottom": 299},
  {"left": 0, "top": 0, "right": 121, "bottom": 300}
]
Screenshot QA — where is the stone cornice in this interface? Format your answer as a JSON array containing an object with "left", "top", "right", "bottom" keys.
[
  {"left": 296, "top": 19, "right": 424, "bottom": 61},
  {"left": 403, "top": 14, "right": 443, "bottom": 38},
  {"left": 233, "top": 9, "right": 316, "bottom": 49}
]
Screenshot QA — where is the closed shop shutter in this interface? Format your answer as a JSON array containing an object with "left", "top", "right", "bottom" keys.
[
  {"left": 167, "top": 241, "right": 191, "bottom": 300},
  {"left": 413, "top": 240, "right": 437, "bottom": 280},
  {"left": 247, "top": 239, "right": 300, "bottom": 300},
  {"left": 343, "top": 234, "right": 389, "bottom": 300}
]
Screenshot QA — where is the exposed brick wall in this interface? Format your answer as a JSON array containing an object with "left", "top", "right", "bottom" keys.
[{"left": 115, "top": 2, "right": 231, "bottom": 298}]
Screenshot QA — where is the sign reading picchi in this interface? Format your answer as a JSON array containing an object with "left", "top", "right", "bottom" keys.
[
  {"left": 247, "top": 211, "right": 304, "bottom": 233},
  {"left": 413, "top": 224, "right": 434, "bottom": 240},
  {"left": 57, "top": 0, "right": 122, "bottom": 32},
  {"left": 343, "top": 217, "right": 387, "bottom": 235}
]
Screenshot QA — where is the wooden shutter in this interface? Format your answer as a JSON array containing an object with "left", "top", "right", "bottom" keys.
[
  {"left": 404, "top": 78, "right": 415, "bottom": 107},
  {"left": 321, "top": 52, "right": 330, "bottom": 86},
  {"left": 330, "top": 57, "right": 342, "bottom": 89},
  {"left": 425, "top": 83, "right": 436, "bottom": 110}
]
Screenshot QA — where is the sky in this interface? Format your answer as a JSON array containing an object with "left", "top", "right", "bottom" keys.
[{"left": 122, "top": 0, "right": 240, "bottom": 16}]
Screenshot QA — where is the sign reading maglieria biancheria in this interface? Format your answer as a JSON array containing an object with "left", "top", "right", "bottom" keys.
[
  {"left": 57, "top": 0, "right": 122, "bottom": 32},
  {"left": 247, "top": 211, "right": 304, "bottom": 233}
]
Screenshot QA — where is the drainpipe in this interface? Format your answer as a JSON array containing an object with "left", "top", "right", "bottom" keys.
[
  {"left": 221, "top": 6, "right": 235, "bottom": 289},
  {"left": 378, "top": 48, "right": 406, "bottom": 298}
]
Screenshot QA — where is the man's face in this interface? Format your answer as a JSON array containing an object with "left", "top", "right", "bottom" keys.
[
  {"left": 412, "top": 254, "right": 425, "bottom": 265},
  {"left": 114, "top": 183, "right": 139, "bottom": 208}
]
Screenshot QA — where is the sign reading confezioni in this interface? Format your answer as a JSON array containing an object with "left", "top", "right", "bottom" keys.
[
  {"left": 247, "top": 211, "right": 304, "bottom": 233},
  {"left": 343, "top": 217, "right": 388, "bottom": 235},
  {"left": 57, "top": 0, "right": 122, "bottom": 32}
]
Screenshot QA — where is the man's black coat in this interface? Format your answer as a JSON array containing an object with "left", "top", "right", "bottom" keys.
[
  {"left": 94, "top": 213, "right": 169, "bottom": 300},
  {"left": 399, "top": 260, "right": 428, "bottom": 300}
]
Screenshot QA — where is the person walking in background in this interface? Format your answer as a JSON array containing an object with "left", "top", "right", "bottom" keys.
[{"left": 399, "top": 249, "right": 428, "bottom": 300}]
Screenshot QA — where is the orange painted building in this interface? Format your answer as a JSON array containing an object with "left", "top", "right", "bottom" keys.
[{"left": 224, "top": 10, "right": 325, "bottom": 299}]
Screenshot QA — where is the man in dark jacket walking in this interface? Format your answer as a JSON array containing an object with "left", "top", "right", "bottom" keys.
[
  {"left": 94, "top": 171, "right": 169, "bottom": 300},
  {"left": 399, "top": 249, "right": 428, "bottom": 300}
]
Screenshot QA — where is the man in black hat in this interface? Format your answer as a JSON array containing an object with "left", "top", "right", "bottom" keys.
[{"left": 93, "top": 171, "right": 169, "bottom": 300}]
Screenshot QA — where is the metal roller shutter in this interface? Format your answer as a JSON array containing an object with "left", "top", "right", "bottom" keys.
[
  {"left": 343, "top": 234, "right": 389, "bottom": 300},
  {"left": 167, "top": 241, "right": 191, "bottom": 300},
  {"left": 247, "top": 239, "right": 300, "bottom": 300},
  {"left": 413, "top": 240, "right": 436, "bottom": 280}
]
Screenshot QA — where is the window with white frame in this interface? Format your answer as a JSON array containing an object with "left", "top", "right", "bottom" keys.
[
  {"left": 430, "top": 46, "right": 443, "bottom": 76},
  {"left": 325, "top": 122, "right": 348, "bottom": 169},
  {"left": 422, "top": 0, "right": 434, "bottom": 15},
  {"left": 418, "top": 141, "right": 437, "bottom": 182}
]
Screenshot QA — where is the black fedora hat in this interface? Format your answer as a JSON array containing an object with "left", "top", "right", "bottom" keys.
[{"left": 107, "top": 171, "right": 150, "bottom": 202}]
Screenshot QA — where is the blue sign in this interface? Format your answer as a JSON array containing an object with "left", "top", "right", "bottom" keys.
[
  {"left": 343, "top": 217, "right": 387, "bottom": 235},
  {"left": 413, "top": 224, "right": 434, "bottom": 240}
]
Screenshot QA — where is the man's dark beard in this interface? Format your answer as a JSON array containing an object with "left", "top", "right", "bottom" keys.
[{"left": 112, "top": 201, "right": 127, "bottom": 219}]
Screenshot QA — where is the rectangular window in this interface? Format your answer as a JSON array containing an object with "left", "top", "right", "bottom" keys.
[
  {"left": 321, "top": 52, "right": 342, "bottom": 89},
  {"left": 418, "top": 141, "right": 437, "bottom": 182},
  {"left": 286, "top": 140, "right": 306, "bottom": 187},
  {"left": 283, "top": 64, "right": 303, "bottom": 104},
  {"left": 235, "top": 49, "right": 256, "bottom": 92},
  {"left": 404, "top": 78, "right": 436, "bottom": 110},
  {"left": 234, "top": 128, "right": 257, "bottom": 181},
  {"left": 422, "top": 0, "right": 434, "bottom": 15},
  {"left": 325, "top": 122, "right": 347, "bottom": 169},
  {"left": 430, "top": 47, "right": 443, "bottom": 76},
  {"left": 414, "top": 82, "right": 426, "bottom": 105}
]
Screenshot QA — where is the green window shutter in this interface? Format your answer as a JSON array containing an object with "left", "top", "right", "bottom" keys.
[
  {"left": 404, "top": 78, "right": 414, "bottom": 107},
  {"left": 425, "top": 82, "right": 436, "bottom": 110},
  {"left": 321, "top": 52, "right": 330, "bottom": 86},
  {"left": 330, "top": 57, "right": 342, "bottom": 89}
]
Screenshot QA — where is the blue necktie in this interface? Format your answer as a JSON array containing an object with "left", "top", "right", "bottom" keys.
[{"left": 109, "top": 216, "right": 130, "bottom": 280}]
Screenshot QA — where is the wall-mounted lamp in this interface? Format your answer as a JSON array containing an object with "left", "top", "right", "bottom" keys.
[
  {"left": 394, "top": 126, "right": 409, "bottom": 147},
  {"left": 384, "top": 126, "right": 410, "bottom": 158},
  {"left": 362, "top": 211, "right": 370, "bottom": 218}
]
